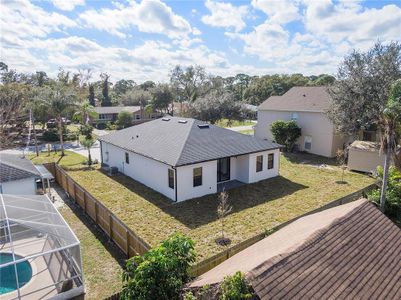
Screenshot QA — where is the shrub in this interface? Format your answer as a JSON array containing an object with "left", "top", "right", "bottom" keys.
[
  {"left": 79, "top": 124, "right": 93, "bottom": 139},
  {"left": 116, "top": 110, "right": 133, "bottom": 129},
  {"left": 270, "top": 120, "right": 301, "bottom": 151},
  {"left": 368, "top": 166, "right": 401, "bottom": 220},
  {"left": 220, "top": 272, "right": 252, "bottom": 300},
  {"left": 121, "top": 234, "right": 196, "bottom": 300}
]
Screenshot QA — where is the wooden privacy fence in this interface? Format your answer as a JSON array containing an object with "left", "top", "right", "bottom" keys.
[
  {"left": 44, "top": 163, "right": 151, "bottom": 257},
  {"left": 189, "top": 182, "right": 377, "bottom": 276}
]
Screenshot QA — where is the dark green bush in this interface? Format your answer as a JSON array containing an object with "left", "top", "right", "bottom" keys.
[
  {"left": 121, "top": 234, "right": 196, "bottom": 300},
  {"left": 368, "top": 166, "right": 401, "bottom": 221},
  {"left": 271, "top": 120, "right": 301, "bottom": 151},
  {"left": 220, "top": 272, "right": 252, "bottom": 300}
]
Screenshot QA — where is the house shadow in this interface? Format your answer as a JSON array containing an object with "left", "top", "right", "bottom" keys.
[
  {"left": 97, "top": 169, "right": 307, "bottom": 229},
  {"left": 283, "top": 152, "right": 337, "bottom": 167}
]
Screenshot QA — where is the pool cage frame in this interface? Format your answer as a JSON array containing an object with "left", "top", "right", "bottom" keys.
[{"left": 0, "top": 194, "right": 84, "bottom": 299}]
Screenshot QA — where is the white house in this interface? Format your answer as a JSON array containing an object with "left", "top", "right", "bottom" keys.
[
  {"left": 0, "top": 153, "right": 41, "bottom": 194},
  {"left": 98, "top": 117, "right": 281, "bottom": 202},
  {"left": 255, "top": 87, "right": 350, "bottom": 158}
]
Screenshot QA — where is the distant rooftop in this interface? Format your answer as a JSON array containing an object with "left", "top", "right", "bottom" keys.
[
  {"left": 99, "top": 117, "right": 280, "bottom": 167},
  {"left": 0, "top": 153, "right": 40, "bottom": 183},
  {"left": 93, "top": 106, "right": 141, "bottom": 114},
  {"left": 258, "top": 86, "right": 331, "bottom": 113}
]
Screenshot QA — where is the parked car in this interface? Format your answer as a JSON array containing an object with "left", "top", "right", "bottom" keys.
[
  {"left": 46, "top": 119, "right": 57, "bottom": 128},
  {"left": 46, "top": 118, "right": 71, "bottom": 128}
]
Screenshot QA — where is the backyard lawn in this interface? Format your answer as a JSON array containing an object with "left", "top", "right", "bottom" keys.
[
  {"left": 215, "top": 119, "right": 255, "bottom": 127},
  {"left": 32, "top": 151, "right": 375, "bottom": 262}
]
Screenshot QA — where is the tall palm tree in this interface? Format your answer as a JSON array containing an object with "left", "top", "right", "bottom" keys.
[
  {"left": 379, "top": 79, "right": 401, "bottom": 211},
  {"left": 74, "top": 101, "right": 98, "bottom": 125},
  {"left": 43, "top": 80, "right": 76, "bottom": 156}
]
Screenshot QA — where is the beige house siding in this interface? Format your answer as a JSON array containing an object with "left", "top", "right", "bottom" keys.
[{"left": 255, "top": 110, "right": 346, "bottom": 157}]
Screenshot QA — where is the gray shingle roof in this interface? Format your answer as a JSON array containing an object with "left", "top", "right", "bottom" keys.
[
  {"left": 249, "top": 201, "right": 401, "bottom": 300},
  {"left": 258, "top": 86, "right": 331, "bottom": 112},
  {"left": 94, "top": 106, "right": 141, "bottom": 114},
  {"left": 0, "top": 153, "right": 40, "bottom": 183},
  {"left": 98, "top": 117, "right": 281, "bottom": 166}
]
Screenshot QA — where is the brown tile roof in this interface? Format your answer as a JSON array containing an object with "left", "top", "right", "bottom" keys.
[
  {"left": 248, "top": 201, "right": 401, "bottom": 300},
  {"left": 258, "top": 86, "right": 331, "bottom": 112}
]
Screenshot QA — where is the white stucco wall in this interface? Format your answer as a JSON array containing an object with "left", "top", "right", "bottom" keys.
[
  {"left": 256, "top": 110, "right": 339, "bottom": 157},
  {"left": 248, "top": 150, "right": 280, "bottom": 183},
  {"left": 0, "top": 177, "right": 37, "bottom": 195},
  {"left": 101, "top": 141, "right": 175, "bottom": 200},
  {"left": 235, "top": 154, "right": 250, "bottom": 183},
  {"left": 176, "top": 160, "right": 217, "bottom": 202}
]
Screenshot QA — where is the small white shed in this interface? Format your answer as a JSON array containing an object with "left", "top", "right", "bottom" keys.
[{"left": 347, "top": 141, "right": 385, "bottom": 173}]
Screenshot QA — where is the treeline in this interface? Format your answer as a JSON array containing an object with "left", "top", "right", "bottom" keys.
[{"left": 0, "top": 61, "right": 334, "bottom": 147}]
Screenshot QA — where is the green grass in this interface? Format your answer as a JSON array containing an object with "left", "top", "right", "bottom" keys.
[
  {"left": 59, "top": 198, "right": 124, "bottom": 299},
  {"left": 215, "top": 119, "right": 255, "bottom": 128},
  {"left": 48, "top": 152, "right": 374, "bottom": 262},
  {"left": 29, "top": 150, "right": 87, "bottom": 169},
  {"left": 238, "top": 129, "right": 254, "bottom": 135}
]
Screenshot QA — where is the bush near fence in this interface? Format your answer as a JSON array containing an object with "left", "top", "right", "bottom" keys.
[{"left": 45, "top": 163, "right": 376, "bottom": 278}]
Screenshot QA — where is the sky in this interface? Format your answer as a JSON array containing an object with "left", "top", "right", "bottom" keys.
[{"left": 1, "top": 0, "right": 401, "bottom": 83}]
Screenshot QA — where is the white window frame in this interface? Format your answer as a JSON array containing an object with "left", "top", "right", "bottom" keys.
[{"left": 304, "top": 136, "right": 312, "bottom": 151}]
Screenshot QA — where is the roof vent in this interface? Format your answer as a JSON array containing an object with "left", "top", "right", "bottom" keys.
[
  {"left": 198, "top": 124, "right": 209, "bottom": 129},
  {"left": 303, "top": 94, "right": 306, "bottom": 97},
  {"left": 162, "top": 117, "right": 170, "bottom": 121},
  {"left": 178, "top": 120, "right": 187, "bottom": 124}
]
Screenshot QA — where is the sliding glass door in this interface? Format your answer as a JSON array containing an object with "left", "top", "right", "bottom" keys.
[{"left": 217, "top": 157, "right": 230, "bottom": 182}]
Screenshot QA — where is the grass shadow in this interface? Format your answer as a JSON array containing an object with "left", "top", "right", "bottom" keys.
[
  {"left": 96, "top": 169, "right": 308, "bottom": 229},
  {"left": 283, "top": 152, "right": 337, "bottom": 167}
]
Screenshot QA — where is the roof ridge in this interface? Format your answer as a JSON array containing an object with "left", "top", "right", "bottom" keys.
[{"left": 173, "top": 118, "right": 197, "bottom": 166}]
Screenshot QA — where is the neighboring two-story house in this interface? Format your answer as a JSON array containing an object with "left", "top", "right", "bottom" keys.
[
  {"left": 255, "top": 87, "right": 350, "bottom": 158},
  {"left": 98, "top": 117, "right": 281, "bottom": 202}
]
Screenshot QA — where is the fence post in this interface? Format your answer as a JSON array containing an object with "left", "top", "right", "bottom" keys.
[
  {"left": 83, "top": 190, "right": 87, "bottom": 213},
  {"left": 126, "top": 230, "right": 129, "bottom": 257},
  {"left": 94, "top": 200, "right": 98, "bottom": 223},
  {"left": 109, "top": 214, "right": 112, "bottom": 240}
]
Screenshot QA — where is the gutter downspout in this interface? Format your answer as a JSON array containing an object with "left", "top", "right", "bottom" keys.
[{"left": 173, "top": 166, "right": 178, "bottom": 202}]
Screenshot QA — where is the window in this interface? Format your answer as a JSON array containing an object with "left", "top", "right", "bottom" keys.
[
  {"left": 193, "top": 167, "right": 202, "bottom": 187},
  {"left": 304, "top": 136, "right": 312, "bottom": 150},
  {"left": 256, "top": 155, "right": 263, "bottom": 172},
  {"left": 125, "top": 152, "right": 129, "bottom": 164},
  {"left": 168, "top": 169, "right": 174, "bottom": 189},
  {"left": 268, "top": 153, "right": 274, "bottom": 169},
  {"left": 363, "top": 131, "right": 375, "bottom": 142},
  {"left": 291, "top": 112, "right": 298, "bottom": 121},
  {"left": 99, "top": 114, "right": 105, "bottom": 120},
  {"left": 105, "top": 151, "right": 109, "bottom": 162},
  {"left": 135, "top": 114, "right": 141, "bottom": 120}
]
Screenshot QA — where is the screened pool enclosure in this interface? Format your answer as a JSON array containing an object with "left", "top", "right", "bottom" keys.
[{"left": 0, "top": 194, "right": 84, "bottom": 299}]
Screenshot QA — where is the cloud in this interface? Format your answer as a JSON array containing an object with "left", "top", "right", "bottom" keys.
[
  {"left": 79, "top": 0, "right": 194, "bottom": 38},
  {"left": 2, "top": 35, "right": 233, "bottom": 82},
  {"left": 251, "top": 0, "right": 301, "bottom": 24},
  {"left": 201, "top": 0, "right": 248, "bottom": 32},
  {"left": 303, "top": 0, "right": 401, "bottom": 47},
  {"left": 52, "top": 0, "right": 85, "bottom": 11},
  {"left": 0, "top": 0, "right": 76, "bottom": 46}
]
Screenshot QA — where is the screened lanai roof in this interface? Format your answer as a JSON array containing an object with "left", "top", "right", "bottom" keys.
[{"left": 0, "top": 194, "right": 79, "bottom": 266}]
